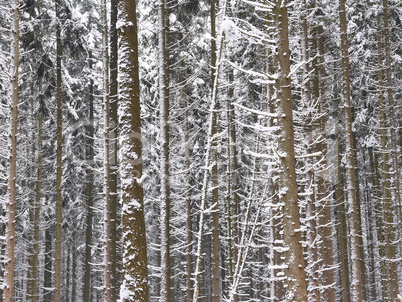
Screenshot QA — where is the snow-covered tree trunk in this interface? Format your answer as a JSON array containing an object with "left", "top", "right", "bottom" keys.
[
  {"left": 54, "top": 0, "right": 63, "bottom": 300},
  {"left": 376, "top": 2, "right": 399, "bottom": 299},
  {"left": 102, "top": 0, "right": 113, "bottom": 299},
  {"left": 300, "top": 3, "right": 320, "bottom": 300},
  {"left": 226, "top": 67, "right": 239, "bottom": 302},
  {"left": 183, "top": 94, "right": 193, "bottom": 302},
  {"left": 210, "top": 0, "right": 221, "bottom": 301},
  {"left": 3, "top": 1, "right": 20, "bottom": 301},
  {"left": 54, "top": 1, "right": 64, "bottom": 300},
  {"left": 314, "top": 25, "right": 336, "bottom": 301},
  {"left": 158, "top": 0, "right": 172, "bottom": 300},
  {"left": 273, "top": 1, "right": 308, "bottom": 300},
  {"left": 118, "top": 0, "right": 149, "bottom": 300},
  {"left": 109, "top": 0, "right": 120, "bottom": 298},
  {"left": 338, "top": 0, "right": 365, "bottom": 300},
  {"left": 333, "top": 94, "right": 351, "bottom": 302},
  {"left": 83, "top": 51, "right": 95, "bottom": 302},
  {"left": 27, "top": 109, "right": 43, "bottom": 302}
]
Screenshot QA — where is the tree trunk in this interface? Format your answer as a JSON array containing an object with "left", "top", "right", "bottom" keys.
[
  {"left": 377, "top": 5, "right": 399, "bottom": 299},
  {"left": 192, "top": 2, "right": 225, "bottom": 301},
  {"left": 102, "top": 0, "right": 113, "bottom": 300},
  {"left": 334, "top": 103, "right": 351, "bottom": 302},
  {"left": 367, "top": 149, "right": 381, "bottom": 301},
  {"left": 273, "top": 1, "right": 308, "bottom": 300},
  {"left": 28, "top": 111, "right": 43, "bottom": 302},
  {"left": 4, "top": 1, "right": 20, "bottom": 300},
  {"left": 182, "top": 94, "right": 193, "bottom": 302},
  {"left": 158, "top": 0, "right": 172, "bottom": 301},
  {"left": 382, "top": 1, "right": 401, "bottom": 298},
  {"left": 109, "top": 0, "right": 119, "bottom": 298},
  {"left": 43, "top": 223, "right": 53, "bottom": 302},
  {"left": 338, "top": 0, "right": 365, "bottom": 300},
  {"left": 300, "top": 4, "right": 320, "bottom": 300},
  {"left": 118, "top": 0, "right": 149, "bottom": 300},
  {"left": 314, "top": 25, "right": 336, "bottom": 301},
  {"left": 210, "top": 0, "right": 221, "bottom": 301},
  {"left": 226, "top": 68, "right": 239, "bottom": 302},
  {"left": 54, "top": 1, "right": 63, "bottom": 301},
  {"left": 83, "top": 51, "right": 95, "bottom": 302}
]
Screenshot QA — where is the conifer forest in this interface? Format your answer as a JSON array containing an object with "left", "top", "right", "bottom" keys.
[{"left": 1, "top": 0, "right": 402, "bottom": 301}]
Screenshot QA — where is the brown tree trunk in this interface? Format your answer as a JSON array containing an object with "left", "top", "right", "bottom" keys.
[
  {"left": 83, "top": 51, "right": 95, "bottom": 302},
  {"left": 273, "top": 1, "right": 308, "bottom": 300},
  {"left": 118, "top": 0, "right": 149, "bottom": 299},
  {"left": 314, "top": 25, "right": 336, "bottom": 301},
  {"left": 338, "top": 0, "right": 365, "bottom": 300},
  {"left": 4, "top": 1, "right": 20, "bottom": 301},
  {"left": 43, "top": 224, "right": 53, "bottom": 302},
  {"left": 54, "top": 0, "right": 63, "bottom": 300},
  {"left": 28, "top": 112, "right": 43, "bottom": 302},
  {"left": 377, "top": 5, "right": 399, "bottom": 299},
  {"left": 101, "top": 0, "right": 113, "bottom": 300},
  {"left": 109, "top": 0, "right": 119, "bottom": 298},
  {"left": 334, "top": 103, "right": 351, "bottom": 302},
  {"left": 226, "top": 68, "right": 239, "bottom": 302},
  {"left": 211, "top": 0, "right": 221, "bottom": 301}
]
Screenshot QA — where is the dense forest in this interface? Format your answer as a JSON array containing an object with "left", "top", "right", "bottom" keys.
[{"left": 0, "top": 0, "right": 401, "bottom": 301}]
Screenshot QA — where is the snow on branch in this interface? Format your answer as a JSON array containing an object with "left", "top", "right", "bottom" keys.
[
  {"left": 232, "top": 102, "right": 278, "bottom": 118},
  {"left": 225, "top": 59, "right": 277, "bottom": 81},
  {"left": 295, "top": 151, "right": 322, "bottom": 159},
  {"left": 288, "top": 60, "right": 306, "bottom": 78},
  {"left": 240, "top": 0, "right": 274, "bottom": 10}
]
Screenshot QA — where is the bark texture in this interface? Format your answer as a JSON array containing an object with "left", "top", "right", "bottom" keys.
[
  {"left": 273, "top": 1, "right": 308, "bottom": 301},
  {"left": 54, "top": 0, "right": 63, "bottom": 300},
  {"left": 4, "top": 1, "right": 20, "bottom": 301},
  {"left": 118, "top": 0, "right": 149, "bottom": 300},
  {"left": 338, "top": 0, "right": 365, "bottom": 300}
]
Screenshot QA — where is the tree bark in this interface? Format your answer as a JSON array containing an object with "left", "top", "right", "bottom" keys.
[
  {"left": 338, "top": 0, "right": 365, "bottom": 300},
  {"left": 43, "top": 224, "right": 52, "bottom": 302},
  {"left": 83, "top": 51, "right": 95, "bottom": 302},
  {"left": 118, "top": 0, "right": 149, "bottom": 300},
  {"left": 27, "top": 110, "right": 43, "bottom": 302},
  {"left": 109, "top": 0, "right": 119, "bottom": 298},
  {"left": 54, "top": 0, "right": 63, "bottom": 300},
  {"left": 3, "top": 1, "right": 20, "bottom": 300},
  {"left": 210, "top": 0, "right": 221, "bottom": 301},
  {"left": 273, "top": 1, "right": 308, "bottom": 300},
  {"left": 158, "top": 0, "right": 172, "bottom": 301},
  {"left": 377, "top": 6, "right": 399, "bottom": 299},
  {"left": 102, "top": 0, "right": 113, "bottom": 300},
  {"left": 314, "top": 25, "right": 336, "bottom": 301}
]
